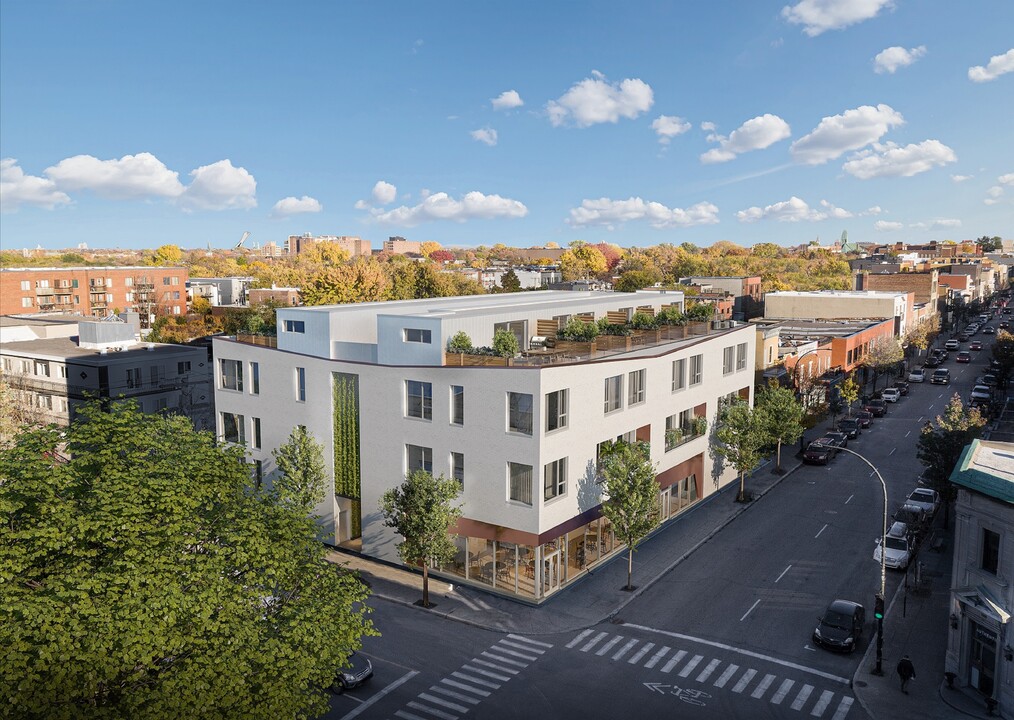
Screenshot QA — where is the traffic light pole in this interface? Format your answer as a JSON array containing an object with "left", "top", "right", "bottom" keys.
[{"left": 834, "top": 448, "right": 888, "bottom": 676}]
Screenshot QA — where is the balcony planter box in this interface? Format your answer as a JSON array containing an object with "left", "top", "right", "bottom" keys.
[
  {"left": 688, "top": 321, "right": 711, "bottom": 336},
  {"left": 552, "top": 339, "right": 596, "bottom": 358},
  {"left": 444, "top": 352, "right": 513, "bottom": 367}
]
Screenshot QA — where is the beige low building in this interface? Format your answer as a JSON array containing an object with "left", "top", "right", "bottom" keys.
[{"left": 764, "top": 290, "right": 913, "bottom": 337}]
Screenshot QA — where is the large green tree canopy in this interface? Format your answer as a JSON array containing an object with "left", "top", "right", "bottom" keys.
[{"left": 0, "top": 401, "right": 375, "bottom": 720}]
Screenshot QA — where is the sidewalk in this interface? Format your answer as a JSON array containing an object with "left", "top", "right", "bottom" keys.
[{"left": 851, "top": 516, "right": 995, "bottom": 720}]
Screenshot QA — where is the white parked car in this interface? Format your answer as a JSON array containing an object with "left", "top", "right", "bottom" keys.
[
  {"left": 907, "top": 487, "right": 940, "bottom": 516},
  {"left": 971, "top": 385, "right": 992, "bottom": 402},
  {"left": 908, "top": 368, "right": 926, "bottom": 383},
  {"left": 873, "top": 521, "right": 912, "bottom": 570},
  {"left": 881, "top": 388, "right": 901, "bottom": 403},
  {"left": 945, "top": 339, "right": 960, "bottom": 350}
]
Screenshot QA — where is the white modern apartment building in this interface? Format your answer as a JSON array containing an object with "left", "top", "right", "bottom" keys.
[{"left": 213, "top": 290, "right": 754, "bottom": 602}]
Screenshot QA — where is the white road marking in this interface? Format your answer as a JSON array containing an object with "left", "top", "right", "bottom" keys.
[
  {"left": 869, "top": 471, "right": 876, "bottom": 478},
  {"left": 776, "top": 564, "right": 792, "bottom": 583},
  {"left": 751, "top": 673, "right": 776, "bottom": 699},
  {"left": 814, "top": 524, "right": 828, "bottom": 539},
  {"left": 470, "top": 658, "right": 518, "bottom": 675},
  {"left": 480, "top": 651, "right": 526, "bottom": 668},
  {"left": 429, "top": 685, "right": 479, "bottom": 706},
  {"left": 596, "top": 635, "right": 623, "bottom": 656},
  {"left": 918, "top": 416, "right": 923, "bottom": 423},
  {"left": 495, "top": 644, "right": 538, "bottom": 661},
  {"left": 660, "top": 650, "right": 687, "bottom": 673},
  {"left": 440, "top": 678, "right": 490, "bottom": 697},
  {"left": 338, "top": 670, "right": 419, "bottom": 720},
  {"left": 771, "top": 678, "right": 795, "bottom": 704},
  {"left": 580, "top": 631, "right": 608, "bottom": 653},
  {"left": 612, "top": 638, "right": 639, "bottom": 661},
  {"left": 450, "top": 671, "right": 499, "bottom": 689},
  {"left": 732, "top": 668, "right": 757, "bottom": 693},
  {"left": 791, "top": 684, "right": 815, "bottom": 711},
  {"left": 461, "top": 664, "right": 510, "bottom": 682},
  {"left": 628, "top": 642, "right": 655, "bottom": 664},
  {"left": 696, "top": 658, "right": 722, "bottom": 683},
  {"left": 407, "top": 700, "right": 457, "bottom": 720},
  {"left": 804, "top": 645, "right": 817, "bottom": 652},
  {"left": 394, "top": 710, "right": 427, "bottom": 720},
  {"left": 622, "top": 623, "right": 851, "bottom": 685},
  {"left": 419, "top": 693, "right": 468, "bottom": 714},
  {"left": 889, "top": 447, "right": 896, "bottom": 456},
  {"left": 713, "top": 664, "right": 739, "bottom": 688},
  {"left": 644, "top": 646, "right": 671, "bottom": 669},
  {"left": 740, "top": 598, "right": 762, "bottom": 621},
  {"left": 566, "top": 629, "right": 594, "bottom": 648},
  {"left": 507, "top": 634, "right": 552, "bottom": 649},
  {"left": 831, "top": 696, "right": 855, "bottom": 720},
  {"left": 905, "top": 430, "right": 911, "bottom": 437},
  {"left": 811, "top": 689, "right": 835, "bottom": 717},
  {"left": 677, "top": 654, "right": 704, "bottom": 678},
  {"left": 844, "top": 494, "right": 853, "bottom": 504}
]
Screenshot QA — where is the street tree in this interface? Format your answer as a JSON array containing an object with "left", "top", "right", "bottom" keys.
[
  {"left": 991, "top": 330, "right": 1014, "bottom": 389},
  {"left": 714, "top": 401, "right": 763, "bottom": 502},
  {"left": 839, "top": 374, "right": 860, "bottom": 416},
  {"left": 917, "top": 394, "right": 986, "bottom": 527},
  {"left": 754, "top": 384, "right": 804, "bottom": 472},
  {"left": 272, "top": 425, "right": 328, "bottom": 510},
  {"left": 861, "top": 337, "right": 904, "bottom": 391},
  {"left": 380, "top": 470, "right": 462, "bottom": 608},
  {"left": 499, "top": 269, "right": 522, "bottom": 293},
  {"left": 0, "top": 399, "right": 375, "bottom": 720},
  {"left": 597, "top": 441, "right": 659, "bottom": 591}
]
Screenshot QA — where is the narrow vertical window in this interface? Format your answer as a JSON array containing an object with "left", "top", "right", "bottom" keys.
[
  {"left": 451, "top": 385, "right": 464, "bottom": 425},
  {"left": 508, "top": 392, "right": 533, "bottom": 435},
  {"left": 604, "top": 375, "right": 623, "bottom": 413},
  {"left": 253, "top": 417, "right": 262, "bottom": 449},
  {"left": 451, "top": 452, "right": 464, "bottom": 488},
  {"left": 295, "top": 367, "right": 306, "bottom": 402},
  {"left": 672, "top": 358, "right": 686, "bottom": 392},
  {"left": 508, "top": 462, "right": 533, "bottom": 505},
  {"left": 628, "top": 369, "right": 646, "bottom": 405},
  {"left": 405, "top": 381, "right": 433, "bottom": 420},
  {"left": 251, "top": 362, "right": 260, "bottom": 394},
  {"left": 546, "top": 389, "right": 568, "bottom": 432}
]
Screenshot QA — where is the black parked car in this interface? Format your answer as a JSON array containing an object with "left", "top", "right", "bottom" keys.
[
  {"left": 924, "top": 355, "right": 942, "bottom": 368},
  {"left": 856, "top": 410, "right": 874, "bottom": 428},
  {"left": 894, "top": 381, "right": 910, "bottom": 396},
  {"left": 813, "top": 599, "right": 865, "bottom": 653},
  {"left": 863, "top": 398, "right": 888, "bottom": 417},
  {"left": 837, "top": 418, "right": 862, "bottom": 439},
  {"left": 803, "top": 441, "right": 836, "bottom": 465}
]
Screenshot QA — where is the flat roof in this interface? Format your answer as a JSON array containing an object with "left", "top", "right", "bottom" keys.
[
  {"left": 0, "top": 266, "right": 184, "bottom": 272},
  {"left": 950, "top": 440, "right": 1014, "bottom": 504},
  {"left": 765, "top": 290, "right": 908, "bottom": 299},
  {"left": 1, "top": 336, "right": 200, "bottom": 361},
  {"left": 0, "top": 313, "right": 83, "bottom": 328}
]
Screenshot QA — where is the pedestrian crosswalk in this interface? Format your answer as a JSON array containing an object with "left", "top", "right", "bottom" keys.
[
  {"left": 564, "top": 629, "right": 855, "bottom": 720},
  {"left": 387, "top": 634, "right": 552, "bottom": 720}
]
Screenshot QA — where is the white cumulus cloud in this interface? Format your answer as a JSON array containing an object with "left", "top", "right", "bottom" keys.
[
  {"left": 271, "top": 196, "right": 322, "bottom": 217},
  {"left": 0, "top": 158, "right": 71, "bottom": 212},
  {"left": 470, "top": 127, "right": 498, "bottom": 146},
  {"left": 790, "top": 104, "right": 904, "bottom": 165},
  {"left": 491, "top": 90, "right": 524, "bottom": 110},
  {"left": 874, "top": 220, "right": 904, "bottom": 231},
  {"left": 843, "top": 140, "right": 956, "bottom": 179},
  {"left": 546, "top": 71, "right": 653, "bottom": 128},
  {"left": 652, "top": 115, "right": 692, "bottom": 145},
  {"left": 968, "top": 49, "right": 1014, "bottom": 82},
  {"left": 862, "top": 206, "right": 884, "bottom": 215},
  {"left": 999, "top": 173, "right": 1014, "bottom": 185},
  {"left": 910, "top": 219, "right": 962, "bottom": 230},
  {"left": 873, "top": 45, "right": 926, "bottom": 74},
  {"left": 566, "top": 197, "right": 719, "bottom": 229},
  {"left": 700, "top": 121, "right": 716, "bottom": 132},
  {"left": 701, "top": 113, "right": 792, "bottom": 164},
  {"left": 373, "top": 180, "right": 397, "bottom": 205},
  {"left": 984, "top": 174, "right": 1014, "bottom": 205},
  {"left": 179, "top": 159, "right": 257, "bottom": 211},
  {"left": 736, "top": 196, "right": 853, "bottom": 223},
  {"left": 44, "top": 152, "right": 184, "bottom": 199},
  {"left": 951, "top": 174, "right": 973, "bottom": 183},
  {"left": 364, "top": 190, "right": 528, "bottom": 226},
  {"left": 782, "top": 0, "right": 894, "bottom": 36}
]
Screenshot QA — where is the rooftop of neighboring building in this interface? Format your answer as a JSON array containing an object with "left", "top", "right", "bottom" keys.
[
  {"left": 0, "top": 265, "right": 185, "bottom": 272},
  {"left": 2, "top": 334, "right": 202, "bottom": 362},
  {"left": 764, "top": 289, "right": 910, "bottom": 299},
  {"left": 950, "top": 439, "right": 1014, "bottom": 505},
  {"left": 751, "top": 317, "right": 893, "bottom": 340}
]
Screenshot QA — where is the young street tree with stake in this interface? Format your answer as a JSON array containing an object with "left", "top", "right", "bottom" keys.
[
  {"left": 597, "top": 440, "right": 660, "bottom": 591},
  {"left": 917, "top": 394, "right": 986, "bottom": 527},
  {"left": 0, "top": 400, "right": 375, "bottom": 720},
  {"left": 839, "top": 374, "right": 860, "bottom": 417},
  {"left": 754, "top": 384, "right": 804, "bottom": 473},
  {"left": 381, "top": 470, "right": 462, "bottom": 608},
  {"left": 715, "top": 401, "right": 763, "bottom": 502},
  {"left": 272, "top": 424, "right": 327, "bottom": 511}
]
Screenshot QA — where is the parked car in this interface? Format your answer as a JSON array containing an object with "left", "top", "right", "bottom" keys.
[
  {"left": 894, "top": 503, "right": 929, "bottom": 537},
  {"left": 873, "top": 521, "right": 912, "bottom": 570},
  {"left": 856, "top": 410, "right": 874, "bottom": 428},
  {"left": 822, "top": 431, "right": 849, "bottom": 449},
  {"left": 970, "top": 340, "right": 983, "bottom": 351},
  {"left": 837, "top": 418, "right": 862, "bottom": 439},
  {"left": 924, "top": 355, "right": 942, "bottom": 368},
  {"left": 933, "top": 348, "right": 949, "bottom": 360},
  {"left": 957, "top": 333, "right": 970, "bottom": 342},
  {"left": 907, "top": 487, "right": 940, "bottom": 516},
  {"left": 956, "top": 351, "right": 972, "bottom": 363},
  {"left": 971, "top": 385, "right": 992, "bottom": 402},
  {"left": 944, "top": 339, "right": 960, "bottom": 350},
  {"left": 908, "top": 368, "right": 926, "bottom": 383},
  {"left": 881, "top": 387, "right": 901, "bottom": 403},
  {"left": 863, "top": 398, "right": 888, "bottom": 417},
  {"left": 979, "top": 373, "right": 999, "bottom": 387},
  {"left": 813, "top": 599, "right": 865, "bottom": 653},
  {"left": 331, "top": 651, "right": 374, "bottom": 694},
  {"left": 984, "top": 326, "right": 996, "bottom": 334},
  {"left": 1000, "top": 320, "right": 1010, "bottom": 330},
  {"left": 930, "top": 368, "right": 951, "bottom": 385},
  {"left": 894, "top": 381, "right": 910, "bottom": 395},
  {"left": 803, "top": 441, "right": 837, "bottom": 465}
]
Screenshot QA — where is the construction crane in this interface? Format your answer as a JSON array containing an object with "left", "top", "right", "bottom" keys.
[{"left": 234, "top": 231, "right": 251, "bottom": 249}]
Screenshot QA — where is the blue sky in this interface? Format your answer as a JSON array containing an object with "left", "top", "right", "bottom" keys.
[{"left": 1, "top": 1, "right": 1012, "bottom": 251}]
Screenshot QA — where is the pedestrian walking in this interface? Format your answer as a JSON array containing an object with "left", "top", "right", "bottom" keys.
[{"left": 897, "top": 655, "right": 915, "bottom": 694}]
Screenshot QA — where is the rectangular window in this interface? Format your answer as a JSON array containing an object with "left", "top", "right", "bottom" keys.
[
  {"left": 156, "top": 398, "right": 168, "bottom": 412},
  {"left": 689, "top": 354, "right": 703, "bottom": 386},
  {"left": 125, "top": 292, "right": 134, "bottom": 302},
  {"left": 171, "top": 276, "right": 179, "bottom": 286},
  {"left": 20, "top": 280, "right": 30, "bottom": 291},
  {"left": 723, "top": 346, "right": 735, "bottom": 375},
  {"left": 295, "top": 367, "right": 306, "bottom": 402},
  {"left": 508, "top": 462, "right": 533, "bottom": 505},
  {"left": 982, "top": 528, "right": 1000, "bottom": 574},
  {"left": 451, "top": 451, "right": 464, "bottom": 488},
  {"left": 163, "top": 277, "right": 171, "bottom": 286},
  {"left": 407, "top": 444, "right": 433, "bottom": 474},
  {"left": 252, "top": 417, "right": 262, "bottom": 449},
  {"left": 221, "top": 412, "right": 246, "bottom": 445},
  {"left": 284, "top": 319, "right": 305, "bottom": 333},
  {"left": 36, "top": 279, "right": 50, "bottom": 288},
  {"left": 126, "top": 367, "right": 142, "bottom": 389},
  {"left": 57, "top": 397, "right": 68, "bottom": 413},
  {"left": 604, "top": 374, "right": 623, "bottom": 413},
  {"left": 253, "top": 459, "right": 263, "bottom": 489},
  {"left": 19, "top": 359, "right": 32, "bottom": 374},
  {"left": 672, "top": 358, "right": 686, "bottom": 392},
  {"left": 21, "top": 297, "right": 33, "bottom": 308},
  {"left": 59, "top": 365, "right": 67, "bottom": 378},
  {"left": 628, "top": 369, "right": 646, "bottom": 406},
  {"left": 403, "top": 328, "right": 432, "bottom": 343},
  {"left": 220, "top": 359, "right": 243, "bottom": 391},
  {"left": 544, "top": 458, "right": 567, "bottom": 500},
  {"left": 178, "top": 361, "right": 191, "bottom": 375},
  {"left": 172, "top": 291, "right": 180, "bottom": 300},
  {"left": 37, "top": 394, "right": 52, "bottom": 410},
  {"left": 508, "top": 392, "right": 533, "bottom": 435},
  {"left": 2, "top": 358, "right": 12, "bottom": 372},
  {"left": 124, "top": 277, "right": 133, "bottom": 287},
  {"left": 35, "top": 361, "right": 50, "bottom": 377},
  {"left": 405, "top": 380, "right": 433, "bottom": 420},
  {"left": 251, "top": 362, "right": 260, "bottom": 394},
  {"left": 736, "top": 342, "right": 748, "bottom": 371},
  {"left": 546, "top": 389, "right": 568, "bottom": 432},
  {"left": 450, "top": 385, "right": 464, "bottom": 425}
]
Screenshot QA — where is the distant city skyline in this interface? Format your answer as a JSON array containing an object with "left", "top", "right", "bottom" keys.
[{"left": 1, "top": 1, "right": 1012, "bottom": 250}]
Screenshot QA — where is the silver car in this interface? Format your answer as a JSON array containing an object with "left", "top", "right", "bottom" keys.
[{"left": 907, "top": 487, "right": 940, "bottom": 516}]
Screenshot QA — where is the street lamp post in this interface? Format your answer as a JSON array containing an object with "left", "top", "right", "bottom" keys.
[
  {"left": 834, "top": 446, "right": 888, "bottom": 676},
  {"left": 793, "top": 347, "right": 831, "bottom": 413}
]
